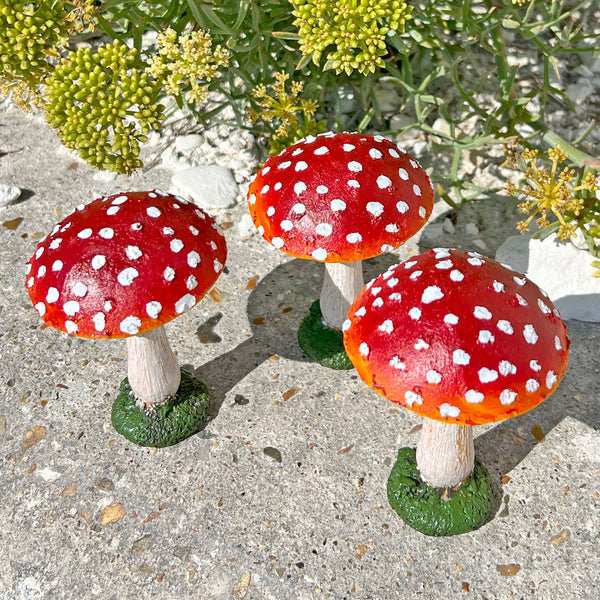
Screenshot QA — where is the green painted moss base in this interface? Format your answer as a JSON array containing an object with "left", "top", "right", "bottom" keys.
[
  {"left": 111, "top": 369, "right": 211, "bottom": 447},
  {"left": 387, "top": 447, "right": 494, "bottom": 536},
  {"left": 297, "top": 300, "right": 353, "bottom": 370}
]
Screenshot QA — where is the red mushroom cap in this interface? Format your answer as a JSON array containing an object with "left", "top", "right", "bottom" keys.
[
  {"left": 247, "top": 132, "right": 434, "bottom": 262},
  {"left": 343, "top": 249, "right": 570, "bottom": 426},
  {"left": 25, "top": 190, "right": 227, "bottom": 339}
]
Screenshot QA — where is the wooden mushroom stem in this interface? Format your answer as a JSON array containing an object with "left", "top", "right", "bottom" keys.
[
  {"left": 415, "top": 418, "right": 475, "bottom": 489},
  {"left": 320, "top": 261, "right": 365, "bottom": 330},
  {"left": 126, "top": 326, "right": 181, "bottom": 409}
]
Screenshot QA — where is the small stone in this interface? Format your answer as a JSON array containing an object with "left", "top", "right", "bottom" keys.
[
  {"left": 131, "top": 534, "right": 153, "bottom": 553},
  {"left": 464, "top": 222, "right": 479, "bottom": 236},
  {"left": 432, "top": 117, "right": 452, "bottom": 138},
  {"left": 94, "top": 477, "right": 115, "bottom": 492},
  {"left": 232, "top": 571, "right": 251, "bottom": 599},
  {"left": 61, "top": 483, "right": 77, "bottom": 497},
  {"left": 22, "top": 426, "right": 46, "bottom": 450},
  {"left": 172, "top": 165, "right": 238, "bottom": 209},
  {"left": 263, "top": 447, "right": 282, "bottom": 463},
  {"left": 0, "top": 183, "right": 21, "bottom": 206},
  {"left": 497, "top": 564, "right": 521, "bottom": 576},
  {"left": 100, "top": 502, "right": 125, "bottom": 525},
  {"left": 92, "top": 170, "right": 118, "bottom": 183},
  {"left": 237, "top": 213, "right": 256, "bottom": 239},
  {"left": 411, "top": 140, "right": 428, "bottom": 158},
  {"left": 442, "top": 217, "right": 455, "bottom": 234},
  {"left": 36, "top": 467, "right": 62, "bottom": 482},
  {"left": 174, "top": 134, "right": 204, "bottom": 153},
  {"left": 0, "top": 415, "right": 6, "bottom": 436},
  {"left": 472, "top": 239, "right": 488, "bottom": 251}
]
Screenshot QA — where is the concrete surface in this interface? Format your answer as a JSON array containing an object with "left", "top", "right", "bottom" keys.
[{"left": 1, "top": 106, "right": 599, "bottom": 600}]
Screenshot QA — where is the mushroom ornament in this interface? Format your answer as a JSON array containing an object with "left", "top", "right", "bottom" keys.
[
  {"left": 343, "top": 249, "right": 570, "bottom": 535},
  {"left": 247, "top": 132, "right": 433, "bottom": 369},
  {"left": 25, "top": 190, "right": 227, "bottom": 447}
]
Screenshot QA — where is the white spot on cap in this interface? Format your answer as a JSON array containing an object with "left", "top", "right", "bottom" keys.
[
  {"left": 396, "top": 201, "right": 409, "bottom": 214},
  {"left": 278, "top": 161, "right": 292, "bottom": 170},
  {"left": 267, "top": 206, "right": 275, "bottom": 217},
  {"left": 387, "top": 278, "right": 399, "bottom": 288},
  {"left": 468, "top": 257, "right": 484, "bottom": 266},
  {"left": 398, "top": 168, "right": 409, "bottom": 180},
  {"left": 292, "top": 148, "right": 303, "bottom": 156},
  {"left": 421, "top": 285, "right": 443, "bottom": 304},
  {"left": 112, "top": 195, "right": 128, "bottom": 205},
  {"left": 331, "top": 199, "right": 346, "bottom": 211},
  {"left": 257, "top": 226, "right": 265, "bottom": 235},
  {"left": 444, "top": 313, "right": 459, "bottom": 325},
  {"left": 513, "top": 276, "right": 526, "bottom": 286},
  {"left": 369, "top": 148, "right": 383, "bottom": 159},
  {"left": 262, "top": 166, "right": 271, "bottom": 175},
  {"left": 274, "top": 182, "right": 282, "bottom": 191},
  {"left": 214, "top": 259, "right": 223, "bottom": 273},
  {"left": 379, "top": 320, "right": 394, "bottom": 334},
  {"left": 63, "top": 301, "right": 80, "bottom": 316},
  {"left": 35, "top": 302, "right": 46, "bottom": 316},
  {"left": 131, "top": 223, "right": 143, "bottom": 231},
  {"left": 146, "top": 301, "right": 162, "bottom": 319},
  {"left": 303, "top": 135, "right": 316, "bottom": 143},
  {"left": 499, "top": 360, "right": 517, "bottom": 376},
  {"left": 453, "top": 349, "right": 470, "bottom": 365},
  {"left": 49, "top": 238, "right": 62, "bottom": 249},
  {"left": 354, "top": 306, "right": 367, "bottom": 318},
  {"left": 106, "top": 206, "right": 119, "bottom": 216},
  {"left": 390, "top": 356, "right": 405, "bottom": 370},
  {"left": 413, "top": 184, "right": 422, "bottom": 196},
  {"left": 126, "top": 245, "right": 142, "bottom": 260},
  {"left": 530, "top": 360, "right": 541, "bottom": 372},
  {"left": 163, "top": 227, "right": 175, "bottom": 235},
  {"left": 546, "top": 371, "right": 557, "bottom": 389},
  {"left": 52, "top": 260, "right": 63, "bottom": 272},
  {"left": 27, "top": 277, "right": 34, "bottom": 288},
  {"left": 436, "top": 260, "right": 452, "bottom": 270},
  {"left": 65, "top": 321, "right": 78, "bottom": 334},
  {"left": 538, "top": 298, "right": 551, "bottom": 314},
  {"left": 342, "top": 319, "right": 351, "bottom": 331},
  {"left": 77, "top": 228, "right": 92, "bottom": 239},
  {"left": 91, "top": 254, "right": 107, "bottom": 270},
  {"left": 295, "top": 161, "right": 308, "bottom": 172},
  {"left": 46, "top": 288, "right": 59, "bottom": 304},
  {"left": 92, "top": 313, "right": 105, "bottom": 332},
  {"left": 316, "top": 223, "right": 332, "bottom": 236},
  {"left": 516, "top": 294, "right": 528, "bottom": 306},
  {"left": 37, "top": 265, "right": 46, "bottom": 278},
  {"left": 408, "top": 307, "right": 422, "bottom": 320},
  {"left": 187, "top": 251, "right": 201, "bottom": 267},
  {"left": 479, "top": 330, "right": 495, "bottom": 343},
  {"left": 493, "top": 281, "right": 505, "bottom": 293},
  {"left": 175, "top": 294, "right": 196, "bottom": 314},
  {"left": 346, "top": 233, "right": 362, "bottom": 243},
  {"left": 555, "top": 335, "right": 562, "bottom": 350},
  {"left": 465, "top": 390, "right": 484, "bottom": 404},
  {"left": 372, "top": 297, "right": 384, "bottom": 308},
  {"left": 99, "top": 228, "right": 114, "bottom": 239},
  {"left": 377, "top": 176, "right": 392, "bottom": 189},
  {"left": 385, "top": 224, "right": 399, "bottom": 233},
  {"left": 479, "top": 368, "right": 498, "bottom": 383},
  {"left": 187, "top": 275, "right": 198, "bottom": 290},
  {"left": 60, "top": 222, "right": 71, "bottom": 233},
  {"left": 272, "top": 237, "right": 284, "bottom": 248},
  {"left": 500, "top": 389, "right": 517, "bottom": 405},
  {"left": 434, "top": 248, "right": 451, "bottom": 258},
  {"left": 405, "top": 391, "right": 423, "bottom": 407},
  {"left": 316, "top": 185, "right": 329, "bottom": 194},
  {"left": 72, "top": 282, "right": 87, "bottom": 297},
  {"left": 439, "top": 403, "right": 460, "bottom": 418},
  {"left": 427, "top": 370, "right": 442, "bottom": 384},
  {"left": 261, "top": 185, "right": 270, "bottom": 194},
  {"left": 381, "top": 244, "right": 394, "bottom": 252},
  {"left": 449, "top": 269, "right": 464, "bottom": 282},
  {"left": 281, "top": 220, "right": 293, "bottom": 231},
  {"left": 170, "top": 239, "right": 184, "bottom": 253},
  {"left": 147, "top": 207, "right": 161, "bottom": 218},
  {"left": 414, "top": 338, "right": 429, "bottom": 350},
  {"left": 292, "top": 202, "right": 306, "bottom": 214},
  {"left": 497, "top": 320, "right": 514, "bottom": 334},
  {"left": 419, "top": 207, "right": 427, "bottom": 218},
  {"left": 389, "top": 149, "right": 400, "bottom": 158},
  {"left": 314, "top": 146, "right": 329, "bottom": 155},
  {"left": 410, "top": 159, "right": 419, "bottom": 168},
  {"left": 120, "top": 316, "right": 141, "bottom": 335},
  {"left": 359, "top": 342, "right": 370, "bottom": 356},
  {"left": 523, "top": 324, "right": 538, "bottom": 344},
  {"left": 390, "top": 292, "right": 402, "bottom": 301},
  {"left": 248, "top": 194, "right": 256, "bottom": 205},
  {"left": 343, "top": 144, "right": 355, "bottom": 151},
  {"left": 404, "top": 260, "right": 417, "bottom": 270},
  {"left": 410, "top": 270, "right": 422, "bottom": 280},
  {"left": 346, "top": 178, "right": 360, "bottom": 189},
  {"left": 104, "top": 300, "right": 112, "bottom": 312},
  {"left": 118, "top": 268, "right": 138, "bottom": 287},
  {"left": 474, "top": 306, "right": 492, "bottom": 320},
  {"left": 312, "top": 248, "right": 328, "bottom": 261},
  {"left": 526, "top": 379, "right": 540, "bottom": 393}
]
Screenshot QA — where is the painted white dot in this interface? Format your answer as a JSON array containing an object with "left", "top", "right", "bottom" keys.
[
  {"left": 500, "top": 389, "right": 517, "bottom": 405},
  {"left": 513, "top": 276, "right": 526, "bottom": 286},
  {"left": 262, "top": 166, "right": 271, "bottom": 175},
  {"left": 106, "top": 206, "right": 119, "bottom": 216},
  {"left": 439, "top": 403, "right": 460, "bottom": 418},
  {"left": 378, "top": 320, "right": 394, "bottom": 334},
  {"left": 413, "top": 184, "right": 422, "bottom": 196},
  {"left": 186, "top": 275, "right": 198, "bottom": 290},
  {"left": 369, "top": 148, "right": 383, "bottom": 159},
  {"left": 248, "top": 194, "right": 256, "bottom": 205},
  {"left": 27, "top": 277, "right": 34, "bottom": 288},
  {"left": 421, "top": 285, "right": 443, "bottom": 304},
  {"left": 331, "top": 199, "right": 346, "bottom": 211},
  {"left": 530, "top": 360, "right": 542, "bottom": 372},
  {"left": 516, "top": 294, "right": 528, "bottom": 306},
  {"left": 371, "top": 287, "right": 382, "bottom": 296},
  {"left": 385, "top": 224, "right": 399, "bottom": 233},
  {"left": 409, "top": 270, "right": 422, "bottom": 280},
  {"left": 396, "top": 201, "right": 409, "bottom": 214},
  {"left": 523, "top": 324, "right": 538, "bottom": 344},
  {"left": 126, "top": 245, "right": 142, "bottom": 260},
  {"left": 404, "top": 261, "right": 417, "bottom": 270},
  {"left": 274, "top": 182, "right": 282, "bottom": 191},
  {"left": 187, "top": 251, "right": 201, "bottom": 268},
  {"left": 444, "top": 313, "right": 459, "bottom": 325},
  {"left": 272, "top": 237, "right": 284, "bottom": 249},
  {"left": 390, "top": 356, "right": 406, "bottom": 370},
  {"left": 347, "top": 180, "right": 360, "bottom": 188},
  {"left": 71, "top": 283, "right": 87, "bottom": 298},
  {"left": 453, "top": 350, "right": 470, "bottom": 365},
  {"left": 131, "top": 223, "right": 143, "bottom": 231},
  {"left": 104, "top": 300, "right": 113, "bottom": 312},
  {"left": 409, "top": 307, "right": 422, "bottom": 320},
  {"left": 143, "top": 301, "right": 162, "bottom": 319},
  {"left": 436, "top": 260, "right": 453, "bottom": 270},
  {"left": 147, "top": 207, "right": 161, "bottom": 218},
  {"left": 65, "top": 321, "right": 78, "bottom": 334},
  {"left": 91, "top": 255, "right": 106, "bottom": 270},
  {"left": 555, "top": 335, "right": 562, "bottom": 351},
  {"left": 314, "top": 146, "right": 329, "bottom": 155},
  {"left": 292, "top": 203, "right": 306, "bottom": 215},
  {"left": 342, "top": 319, "right": 351, "bottom": 331},
  {"left": 295, "top": 161, "right": 308, "bottom": 172},
  {"left": 479, "top": 330, "right": 495, "bottom": 344},
  {"left": 538, "top": 298, "right": 551, "bottom": 314},
  {"left": 120, "top": 316, "right": 141, "bottom": 335},
  {"left": 493, "top": 281, "right": 505, "bottom": 293},
  {"left": 354, "top": 306, "right": 367, "bottom": 318},
  {"left": 377, "top": 175, "right": 392, "bottom": 189},
  {"left": 398, "top": 168, "right": 409, "bottom": 180},
  {"left": 37, "top": 265, "right": 46, "bottom": 278},
  {"left": 346, "top": 233, "right": 362, "bottom": 243},
  {"left": 465, "top": 390, "right": 484, "bottom": 404},
  {"left": 316, "top": 185, "right": 329, "bottom": 194},
  {"left": 292, "top": 148, "right": 303, "bottom": 156},
  {"left": 390, "top": 292, "right": 402, "bottom": 301},
  {"left": 294, "top": 182, "right": 307, "bottom": 195},
  {"left": 405, "top": 391, "right": 424, "bottom": 407},
  {"left": 468, "top": 257, "right": 484, "bottom": 266},
  {"left": 359, "top": 342, "right": 370, "bottom": 357},
  {"left": 546, "top": 371, "right": 557, "bottom": 389},
  {"left": 99, "top": 228, "right": 114, "bottom": 239},
  {"left": 526, "top": 379, "right": 540, "bottom": 393},
  {"left": 117, "top": 268, "right": 138, "bottom": 287},
  {"left": 266, "top": 206, "right": 275, "bottom": 217},
  {"left": 343, "top": 144, "right": 355, "bottom": 152},
  {"left": 316, "top": 223, "right": 333, "bottom": 236},
  {"left": 434, "top": 249, "right": 451, "bottom": 258},
  {"left": 169, "top": 239, "right": 183, "bottom": 253},
  {"left": 214, "top": 259, "right": 223, "bottom": 273},
  {"left": 257, "top": 226, "right": 265, "bottom": 235},
  {"left": 497, "top": 320, "right": 514, "bottom": 335},
  {"left": 427, "top": 370, "right": 442, "bottom": 384},
  {"left": 63, "top": 301, "right": 80, "bottom": 316},
  {"left": 381, "top": 244, "right": 394, "bottom": 252},
  {"left": 175, "top": 294, "right": 196, "bottom": 314},
  {"left": 111, "top": 194, "right": 128, "bottom": 205},
  {"left": 49, "top": 238, "right": 62, "bottom": 250},
  {"left": 387, "top": 278, "right": 399, "bottom": 288},
  {"left": 34, "top": 302, "right": 46, "bottom": 316},
  {"left": 372, "top": 297, "right": 384, "bottom": 308},
  {"left": 278, "top": 161, "right": 292, "bottom": 170},
  {"left": 52, "top": 260, "right": 63, "bottom": 272},
  {"left": 499, "top": 360, "right": 517, "bottom": 376},
  {"left": 77, "top": 228, "right": 92, "bottom": 239},
  {"left": 479, "top": 368, "right": 498, "bottom": 383},
  {"left": 419, "top": 207, "right": 427, "bottom": 218},
  {"left": 449, "top": 269, "right": 464, "bottom": 282},
  {"left": 163, "top": 227, "right": 175, "bottom": 235},
  {"left": 474, "top": 306, "right": 492, "bottom": 320},
  {"left": 389, "top": 149, "right": 400, "bottom": 158},
  {"left": 409, "top": 159, "right": 419, "bottom": 169},
  {"left": 92, "top": 312, "right": 105, "bottom": 332},
  {"left": 60, "top": 222, "right": 71, "bottom": 233},
  {"left": 312, "top": 248, "right": 328, "bottom": 261},
  {"left": 261, "top": 185, "right": 270, "bottom": 194},
  {"left": 303, "top": 135, "right": 316, "bottom": 143}
]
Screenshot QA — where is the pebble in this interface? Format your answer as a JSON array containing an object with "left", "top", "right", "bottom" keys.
[
  {"left": 565, "top": 79, "right": 594, "bottom": 106},
  {"left": 174, "top": 134, "right": 204, "bottom": 153},
  {"left": 464, "top": 222, "right": 480, "bottom": 236},
  {"left": 236, "top": 212, "right": 257, "bottom": 239},
  {"left": 171, "top": 165, "right": 239, "bottom": 209},
  {"left": 496, "top": 233, "right": 600, "bottom": 322},
  {"left": 92, "top": 170, "right": 117, "bottom": 183},
  {"left": 0, "top": 183, "right": 21, "bottom": 207},
  {"left": 442, "top": 217, "right": 456, "bottom": 234},
  {"left": 411, "top": 140, "right": 429, "bottom": 158}
]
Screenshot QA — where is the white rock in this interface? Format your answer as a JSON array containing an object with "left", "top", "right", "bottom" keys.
[
  {"left": 172, "top": 165, "right": 238, "bottom": 209},
  {"left": 442, "top": 217, "right": 455, "bottom": 234},
  {"left": 0, "top": 183, "right": 21, "bottom": 206},
  {"left": 496, "top": 234, "right": 600, "bottom": 322},
  {"left": 422, "top": 223, "right": 444, "bottom": 240},
  {"left": 432, "top": 117, "right": 452, "bottom": 138},
  {"left": 237, "top": 213, "right": 257, "bottom": 240},
  {"left": 464, "top": 222, "right": 479, "bottom": 236},
  {"left": 92, "top": 170, "right": 117, "bottom": 183},
  {"left": 565, "top": 79, "right": 594, "bottom": 105},
  {"left": 175, "top": 134, "right": 204, "bottom": 153},
  {"left": 411, "top": 140, "right": 428, "bottom": 158},
  {"left": 472, "top": 238, "right": 488, "bottom": 251}
]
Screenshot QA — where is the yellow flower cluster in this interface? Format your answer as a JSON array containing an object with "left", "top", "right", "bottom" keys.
[
  {"left": 506, "top": 145, "right": 599, "bottom": 241},
  {"left": 290, "top": 0, "right": 412, "bottom": 75},
  {"left": 147, "top": 28, "right": 229, "bottom": 106}
]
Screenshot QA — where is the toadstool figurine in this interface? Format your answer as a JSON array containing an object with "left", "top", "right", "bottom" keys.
[
  {"left": 343, "top": 249, "right": 570, "bottom": 535},
  {"left": 247, "top": 132, "right": 433, "bottom": 369},
  {"left": 25, "top": 190, "right": 227, "bottom": 447}
]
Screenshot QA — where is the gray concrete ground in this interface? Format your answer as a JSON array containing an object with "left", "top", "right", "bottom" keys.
[{"left": 1, "top": 107, "right": 599, "bottom": 600}]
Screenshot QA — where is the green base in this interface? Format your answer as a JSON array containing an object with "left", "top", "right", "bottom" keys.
[
  {"left": 387, "top": 447, "right": 494, "bottom": 536},
  {"left": 111, "top": 369, "right": 211, "bottom": 447},
  {"left": 297, "top": 300, "right": 353, "bottom": 370}
]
